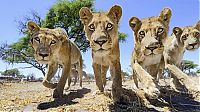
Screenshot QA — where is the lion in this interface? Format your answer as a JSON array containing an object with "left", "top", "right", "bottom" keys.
[
  {"left": 27, "top": 21, "right": 83, "bottom": 98},
  {"left": 68, "top": 68, "right": 88, "bottom": 86},
  {"left": 129, "top": 8, "right": 172, "bottom": 99},
  {"left": 79, "top": 5, "right": 129, "bottom": 104},
  {"left": 164, "top": 21, "right": 200, "bottom": 67},
  {"left": 163, "top": 21, "right": 200, "bottom": 97}
]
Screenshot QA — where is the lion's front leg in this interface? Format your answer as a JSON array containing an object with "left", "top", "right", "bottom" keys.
[
  {"left": 101, "top": 65, "right": 109, "bottom": 88},
  {"left": 111, "top": 61, "right": 130, "bottom": 104},
  {"left": 133, "top": 62, "right": 160, "bottom": 99},
  {"left": 53, "top": 61, "right": 71, "bottom": 98},
  {"left": 93, "top": 63, "right": 104, "bottom": 94},
  {"left": 42, "top": 62, "right": 58, "bottom": 89}
]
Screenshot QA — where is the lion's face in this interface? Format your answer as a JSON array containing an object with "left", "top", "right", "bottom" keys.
[
  {"left": 129, "top": 8, "right": 172, "bottom": 56},
  {"left": 136, "top": 22, "right": 167, "bottom": 56},
  {"left": 27, "top": 21, "right": 66, "bottom": 64},
  {"left": 181, "top": 26, "right": 200, "bottom": 51},
  {"left": 79, "top": 5, "right": 122, "bottom": 55}
]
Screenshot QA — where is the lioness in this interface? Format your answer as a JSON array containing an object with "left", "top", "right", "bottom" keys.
[
  {"left": 27, "top": 21, "right": 83, "bottom": 98},
  {"left": 163, "top": 21, "right": 200, "bottom": 91},
  {"left": 79, "top": 5, "right": 129, "bottom": 103},
  {"left": 68, "top": 68, "right": 88, "bottom": 86},
  {"left": 129, "top": 8, "right": 172, "bottom": 98},
  {"left": 164, "top": 21, "right": 200, "bottom": 67}
]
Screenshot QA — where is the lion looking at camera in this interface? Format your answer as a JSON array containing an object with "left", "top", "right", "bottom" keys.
[{"left": 28, "top": 21, "right": 83, "bottom": 98}]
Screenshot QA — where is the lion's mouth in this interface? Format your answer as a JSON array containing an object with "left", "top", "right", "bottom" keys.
[
  {"left": 186, "top": 44, "right": 199, "bottom": 50},
  {"left": 96, "top": 48, "right": 110, "bottom": 51},
  {"left": 37, "top": 59, "right": 49, "bottom": 64},
  {"left": 144, "top": 51, "right": 156, "bottom": 56},
  {"left": 98, "top": 48, "right": 106, "bottom": 51}
]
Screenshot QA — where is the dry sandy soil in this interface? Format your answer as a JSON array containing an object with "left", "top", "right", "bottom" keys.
[{"left": 0, "top": 77, "right": 199, "bottom": 112}]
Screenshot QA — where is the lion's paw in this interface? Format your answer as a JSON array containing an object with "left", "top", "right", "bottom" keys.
[
  {"left": 92, "top": 90, "right": 103, "bottom": 96},
  {"left": 143, "top": 86, "right": 160, "bottom": 99},
  {"left": 53, "top": 89, "right": 63, "bottom": 98},
  {"left": 114, "top": 94, "right": 131, "bottom": 105}
]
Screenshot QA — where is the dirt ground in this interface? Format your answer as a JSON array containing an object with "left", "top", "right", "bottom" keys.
[{"left": 0, "top": 77, "right": 199, "bottom": 112}]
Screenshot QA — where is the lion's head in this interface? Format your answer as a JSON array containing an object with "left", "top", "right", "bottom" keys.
[
  {"left": 79, "top": 5, "right": 122, "bottom": 55},
  {"left": 129, "top": 8, "right": 172, "bottom": 56},
  {"left": 179, "top": 21, "right": 200, "bottom": 51},
  {"left": 27, "top": 21, "right": 67, "bottom": 64}
]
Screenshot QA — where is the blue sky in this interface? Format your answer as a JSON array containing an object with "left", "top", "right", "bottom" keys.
[{"left": 0, "top": 0, "right": 199, "bottom": 78}]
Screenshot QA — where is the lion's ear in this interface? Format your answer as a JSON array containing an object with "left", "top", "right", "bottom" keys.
[
  {"left": 54, "top": 28, "right": 67, "bottom": 42},
  {"left": 27, "top": 21, "right": 40, "bottom": 32},
  {"left": 129, "top": 17, "right": 141, "bottom": 32},
  {"left": 173, "top": 27, "right": 183, "bottom": 37},
  {"left": 195, "top": 20, "right": 200, "bottom": 31},
  {"left": 107, "top": 5, "right": 122, "bottom": 23},
  {"left": 173, "top": 27, "right": 183, "bottom": 45},
  {"left": 159, "top": 8, "right": 172, "bottom": 26},
  {"left": 79, "top": 7, "right": 93, "bottom": 25}
]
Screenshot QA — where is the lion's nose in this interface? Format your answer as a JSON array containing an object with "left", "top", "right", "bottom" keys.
[
  {"left": 94, "top": 37, "right": 107, "bottom": 46},
  {"left": 94, "top": 40, "right": 107, "bottom": 46},
  {"left": 145, "top": 42, "right": 160, "bottom": 51},
  {"left": 145, "top": 46, "right": 158, "bottom": 51},
  {"left": 188, "top": 42, "right": 197, "bottom": 47},
  {"left": 39, "top": 53, "right": 49, "bottom": 58}
]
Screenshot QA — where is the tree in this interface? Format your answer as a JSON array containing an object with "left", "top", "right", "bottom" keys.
[
  {"left": 196, "top": 69, "right": 200, "bottom": 74},
  {"left": 0, "top": 0, "right": 127, "bottom": 76},
  {"left": 180, "top": 60, "right": 198, "bottom": 73},
  {"left": 1, "top": 68, "right": 20, "bottom": 77}
]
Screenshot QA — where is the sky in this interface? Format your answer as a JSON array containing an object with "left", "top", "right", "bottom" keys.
[{"left": 0, "top": 0, "right": 199, "bottom": 78}]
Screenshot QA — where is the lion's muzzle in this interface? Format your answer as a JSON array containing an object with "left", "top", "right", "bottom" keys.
[
  {"left": 93, "top": 36, "right": 108, "bottom": 47},
  {"left": 144, "top": 42, "right": 162, "bottom": 55},
  {"left": 37, "top": 46, "right": 50, "bottom": 59}
]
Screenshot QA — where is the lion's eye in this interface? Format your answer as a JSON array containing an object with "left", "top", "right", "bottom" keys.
[
  {"left": 88, "top": 24, "right": 95, "bottom": 31},
  {"left": 50, "top": 40, "right": 56, "bottom": 45},
  {"left": 139, "top": 31, "right": 145, "bottom": 37},
  {"left": 194, "top": 32, "right": 199, "bottom": 37},
  {"left": 182, "top": 35, "right": 187, "bottom": 41},
  {"left": 34, "top": 37, "right": 40, "bottom": 42},
  {"left": 106, "top": 23, "right": 113, "bottom": 31},
  {"left": 157, "top": 28, "right": 164, "bottom": 34}
]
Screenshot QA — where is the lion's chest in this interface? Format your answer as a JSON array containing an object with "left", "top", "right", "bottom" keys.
[
  {"left": 170, "top": 48, "right": 184, "bottom": 66},
  {"left": 142, "top": 54, "right": 162, "bottom": 67},
  {"left": 93, "top": 53, "right": 111, "bottom": 65}
]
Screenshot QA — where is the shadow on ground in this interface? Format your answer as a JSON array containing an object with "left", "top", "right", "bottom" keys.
[
  {"left": 37, "top": 88, "right": 91, "bottom": 110},
  {"left": 108, "top": 88, "right": 200, "bottom": 112},
  {"left": 160, "top": 87, "right": 200, "bottom": 112}
]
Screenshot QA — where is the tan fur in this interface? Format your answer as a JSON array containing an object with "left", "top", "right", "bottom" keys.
[
  {"left": 164, "top": 21, "right": 200, "bottom": 67},
  {"left": 68, "top": 69, "right": 88, "bottom": 86},
  {"left": 80, "top": 5, "right": 129, "bottom": 103},
  {"left": 129, "top": 8, "right": 172, "bottom": 99},
  {"left": 27, "top": 21, "right": 83, "bottom": 98},
  {"left": 166, "top": 64, "right": 200, "bottom": 101},
  {"left": 163, "top": 21, "right": 200, "bottom": 100}
]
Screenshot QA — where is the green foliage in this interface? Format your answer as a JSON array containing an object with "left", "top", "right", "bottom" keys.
[
  {"left": 43, "top": 0, "right": 94, "bottom": 52},
  {"left": 43, "top": 0, "right": 127, "bottom": 51},
  {"left": 1, "top": 68, "right": 21, "bottom": 77},
  {"left": 180, "top": 60, "right": 199, "bottom": 73},
  {"left": 119, "top": 32, "right": 127, "bottom": 42},
  {"left": 4, "top": 36, "right": 34, "bottom": 63},
  {"left": 0, "top": 0, "right": 127, "bottom": 75},
  {"left": 197, "top": 69, "right": 200, "bottom": 73},
  {"left": 182, "top": 60, "right": 198, "bottom": 69}
]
